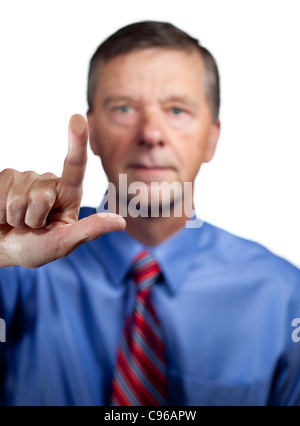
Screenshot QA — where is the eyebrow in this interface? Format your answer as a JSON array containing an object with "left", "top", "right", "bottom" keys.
[
  {"left": 161, "top": 96, "right": 198, "bottom": 109},
  {"left": 103, "top": 96, "right": 137, "bottom": 108},
  {"left": 102, "top": 94, "right": 198, "bottom": 109}
]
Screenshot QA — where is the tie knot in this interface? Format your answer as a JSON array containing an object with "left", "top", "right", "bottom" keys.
[{"left": 131, "top": 250, "right": 161, "bottom": 292}]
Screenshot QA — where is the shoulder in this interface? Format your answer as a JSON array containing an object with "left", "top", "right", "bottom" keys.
[{"left": 195, "top": 221, "right": 300, "bottom": 286}]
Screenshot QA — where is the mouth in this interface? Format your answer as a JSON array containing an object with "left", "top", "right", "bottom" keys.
[
  {"left": 126, "top": 164, "right": 176, "bottom": 180},
  {"left": 129, "top": 165, "right": 169, "bottom": 170},
  {"left": 127, "top": 162, "right": 175, "bottom": 170}
]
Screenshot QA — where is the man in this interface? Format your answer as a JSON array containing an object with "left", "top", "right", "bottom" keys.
[{"left": 0, "top": 21, "right": 300, "bottom": 406}]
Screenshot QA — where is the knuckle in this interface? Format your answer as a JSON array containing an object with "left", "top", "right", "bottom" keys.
[
  {"left": 42, "top": 189, "right": 56, "bottom": 206},
  {"left": 0, "top": 168, "right": 15, "bottom": 182},
  {"left": 0, "top": 168, "right": 15, "bottom": 176},
  {"left": 28, "top": 187, "right": 55, "bottom": 209},
  {"left": 21, "top": 170, "right": 36, "bottom": 176},
  {"left": 41, "top": 172, "right": 58, "bottom": 180},
  {"left": 64, "top": 156, "right": 84, "bottom": 168},
  {"left": 25, "top": 215, "right": 44, "bottom": 229},
  {"left": 27, "top": 186, "right": 42, "bottom": 202},
  {"left": 7, "top": 195, "right": 27, "bottom": 213},
  {"left": 21, "top": 170, "right": 38, "bottom": 180}
]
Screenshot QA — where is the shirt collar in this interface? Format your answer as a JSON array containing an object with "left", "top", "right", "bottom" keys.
[
  {"left": 150, "top": 222, "right": 203, "bottom": 295},
  {"left": 95, "top": 216, "right": 204, "bottom": 296}
]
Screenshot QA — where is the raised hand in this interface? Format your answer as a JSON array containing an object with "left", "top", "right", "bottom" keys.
[{"left": 0, "top": 114, "right": 125, "bottom": 268}]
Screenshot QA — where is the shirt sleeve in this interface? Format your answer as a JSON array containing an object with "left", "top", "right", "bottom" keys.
[
  {"left": 0, "top": 267, "right": 21, "bottom": 329},
  {"left": 0, "top": 266, "right": 38, "bottom": 405},
  {"left": 268, "top": 271, "right": 300, "bottom": 406}
]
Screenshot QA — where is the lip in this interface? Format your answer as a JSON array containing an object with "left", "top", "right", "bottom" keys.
[
  {"left": 127, "top": 164, "right": 173, "bottom": 171},
  {"left": 130, "top": 166, "right": 169, "bottom": 172},
  {"left": 126, "top": 164, "right": 175, "bottom": 179}
]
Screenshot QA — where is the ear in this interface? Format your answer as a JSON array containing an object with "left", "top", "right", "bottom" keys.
[
  {"left": 87, "top": 111, "right": 99, "bottom": 156},
  {"left": 203, "top": 120, "right": 221, "bottom": 163}
]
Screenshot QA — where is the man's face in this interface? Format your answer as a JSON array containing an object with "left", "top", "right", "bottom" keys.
[{"left": 88, "top": 47, "right": 220, "bottom": 209}]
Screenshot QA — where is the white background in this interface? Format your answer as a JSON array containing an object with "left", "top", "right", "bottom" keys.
[{"left": 0, "top": 0, "right": 299, "bottom": 267}]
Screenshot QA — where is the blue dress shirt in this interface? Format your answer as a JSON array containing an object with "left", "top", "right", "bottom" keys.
[{"left": 0, "top": 207, "right": 300, "bottom": 406}]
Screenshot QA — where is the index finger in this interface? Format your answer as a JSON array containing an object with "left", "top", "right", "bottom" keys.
[{"left": 60, "top": 114, "right": 88, "bottom": 192}]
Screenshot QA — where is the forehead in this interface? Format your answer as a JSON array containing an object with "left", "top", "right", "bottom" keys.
[{"left": 95, "top": 48, "right": 206, "bottom": 100}]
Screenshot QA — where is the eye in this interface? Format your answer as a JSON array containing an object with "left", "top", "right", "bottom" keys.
[
  {"left": 170, "top": 107, "right": 185, "bottom": 115},
  {"left": 115, "top": 105, "right": 133, "bottom": 113},
  {"left": 110, "top": 103, "right": 137, "bottom": 126}
]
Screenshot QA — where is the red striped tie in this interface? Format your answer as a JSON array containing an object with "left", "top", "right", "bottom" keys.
[{"left": 110, "top": 250, "right": 168, "bottom": 406}]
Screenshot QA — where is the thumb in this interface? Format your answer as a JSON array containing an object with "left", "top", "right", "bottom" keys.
[{"left": 58, "top": 213, "right": 126, "bottom": 256}]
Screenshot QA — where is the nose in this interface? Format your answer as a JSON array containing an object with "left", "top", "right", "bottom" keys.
[{"left": 137, "top": 109, "right": 166, "bottom": 148}]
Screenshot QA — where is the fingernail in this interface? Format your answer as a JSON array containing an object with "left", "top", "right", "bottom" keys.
[{"left": 69, "top": 114, "right": 86, "bottom": 135}]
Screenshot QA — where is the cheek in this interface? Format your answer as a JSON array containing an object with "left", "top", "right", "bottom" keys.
[
  {"left": 94, "top": 126, "right": 131, "bottom": 171},
  {"left": 175, "top": 133, "right": 209, "bottom": 180}
]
